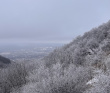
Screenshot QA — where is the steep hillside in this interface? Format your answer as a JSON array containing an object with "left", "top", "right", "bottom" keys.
[
  {"left": 0, "top": 55, "right": 11, "bottom": 68},
  {"left": 45, "top": 20, "right": 110, "bottom": 68}
]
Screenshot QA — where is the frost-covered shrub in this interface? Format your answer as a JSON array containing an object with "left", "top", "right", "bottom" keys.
[
  {"left": 101, "top": 40, "right": 110, "bottom": 54},
  {"left": 73, "top": 47, "right": 88, "bottom": 66},
  {"left": 85, "top": 74, "right": 110, "bottom": 93},
  {"left": 17, "top": 63, "right": 92, "bottom": 93},
  {"left": 0, "top": 63, "right": 28, "bottom": 93}
]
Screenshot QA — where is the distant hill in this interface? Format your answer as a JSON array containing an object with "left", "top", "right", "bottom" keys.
[{"left": 0, "top": 55, "right": 11, "bottom": 68}]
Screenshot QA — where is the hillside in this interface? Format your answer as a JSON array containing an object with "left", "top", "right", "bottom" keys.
[
  {"left": 0, "top": 55, "right": 11, "bottom": 68},
  {"left": 1, "top": 20, "right": 110, "bottom": 93},
  {"left": 45, "top": 20, "right": 110, "bottom": 68}
]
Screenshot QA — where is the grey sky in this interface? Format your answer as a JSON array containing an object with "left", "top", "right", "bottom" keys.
[{"left": 0, "top": 0, "right": 110, "bottom": 43}]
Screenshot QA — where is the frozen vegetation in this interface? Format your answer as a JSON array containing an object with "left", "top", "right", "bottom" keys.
[{"left": 1, "top": 20, "right": 110, "bottom": 93}]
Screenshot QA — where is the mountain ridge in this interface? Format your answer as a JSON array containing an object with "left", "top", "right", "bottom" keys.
[{"left": 0, "top": 55, "right": 11, "bottom": 68}]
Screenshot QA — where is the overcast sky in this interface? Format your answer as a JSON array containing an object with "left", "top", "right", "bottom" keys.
[{"left": 0, "top": 0, "right": 110, "bottom": 44}]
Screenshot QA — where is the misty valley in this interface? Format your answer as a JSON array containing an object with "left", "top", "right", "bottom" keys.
[{"left": 0, "top": 45, "right": 55, "bottom": 62}]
